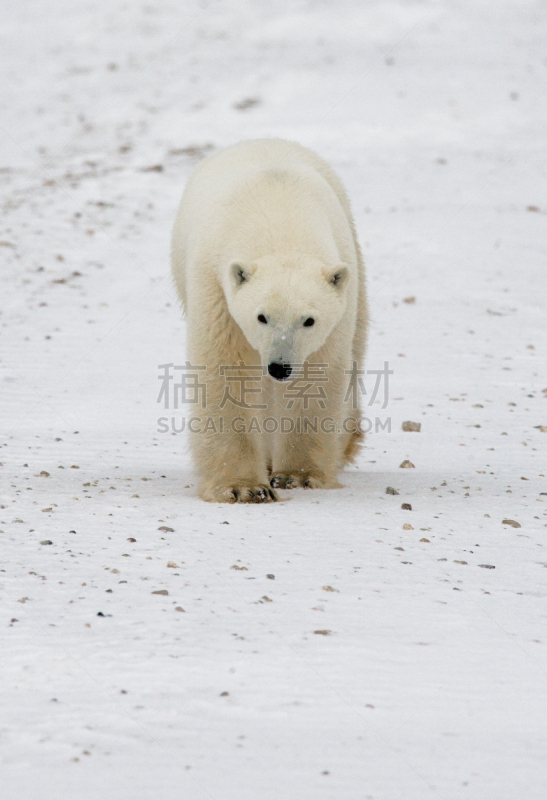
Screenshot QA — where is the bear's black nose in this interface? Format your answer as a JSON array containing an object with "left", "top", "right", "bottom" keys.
[{"left": 268, "top": 362, "right": 292, "bottom": 381}]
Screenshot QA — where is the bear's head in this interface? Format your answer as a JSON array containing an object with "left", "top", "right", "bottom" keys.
[{"left": 222, "top": 252, "right": 350, "bottom": 381}]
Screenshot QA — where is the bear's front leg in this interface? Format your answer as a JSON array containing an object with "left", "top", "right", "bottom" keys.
[
  {"left": 185, "top": 308, "right": 279, "bottom": 502},
  {"left": 193, "top": 423, "right": 278, "bottom": 504},
  {"left": 270, "top": 422, "right": 343, "bottom": 491}
]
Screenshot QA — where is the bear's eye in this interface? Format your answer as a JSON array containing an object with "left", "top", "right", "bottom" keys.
[
  {"left": 303, "top": 317, "right": 315, "bottom": 327},
  {"left": 257, "top": 314, "right": 267, "bottom": 324},
  {"left": 331, "top": 273, "right": 341, "bottom": 285}
]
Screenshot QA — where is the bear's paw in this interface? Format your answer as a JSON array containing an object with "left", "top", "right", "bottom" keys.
[
  {"left": 270, "top": 472, "right": 325, "bottom": 490},
  {"left": 201, "top": 482, "right": 278, "bottom": 504}
]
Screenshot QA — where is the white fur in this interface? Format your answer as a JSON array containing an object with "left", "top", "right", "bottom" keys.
[{"left": 171, "top": 138, "right": 367, "bottom": 503}]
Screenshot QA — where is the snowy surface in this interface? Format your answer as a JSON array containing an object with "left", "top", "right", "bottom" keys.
[{"left": 1, "top": 1, "right": 547, "bottom": 798}]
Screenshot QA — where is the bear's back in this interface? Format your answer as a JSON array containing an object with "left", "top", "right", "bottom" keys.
[
  {"left": 171, "top": 139, "right": 362, "bottom": 317},
  {"left": 185, "top": 138, "right": 353, "bottom": 224}
]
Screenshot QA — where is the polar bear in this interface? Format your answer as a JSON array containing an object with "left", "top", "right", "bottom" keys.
[{"left": 171, "top": 138, "right": 367, "bottom": 503}]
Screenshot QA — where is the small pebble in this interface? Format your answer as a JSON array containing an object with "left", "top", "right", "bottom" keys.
[{"left": 402, "top": 421, "right": 421, "bottom": 432}]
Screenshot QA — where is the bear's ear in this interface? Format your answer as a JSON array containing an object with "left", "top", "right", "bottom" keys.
[
  {"left": 325, "top": 265, "right": 349, "bottom": 289},
  {"left": 230, "top": 261, "right": 253, "bottom": 286}
]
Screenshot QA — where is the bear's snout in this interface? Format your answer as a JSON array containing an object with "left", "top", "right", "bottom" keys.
[{"left": 268, "top": 362, "right": 292, "bottom": 381}]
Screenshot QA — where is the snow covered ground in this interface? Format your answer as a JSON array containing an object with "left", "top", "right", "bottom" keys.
[{"left": 1, "top": 1, "right": 546, "bottom": 797}]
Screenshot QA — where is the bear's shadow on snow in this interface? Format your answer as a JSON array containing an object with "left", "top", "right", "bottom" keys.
[
  {"left": 341, "top": 468, "right": 446, "bottom": 499},
  {"left": 154, "top": 467, "right": 437, "bottom": 505}
]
